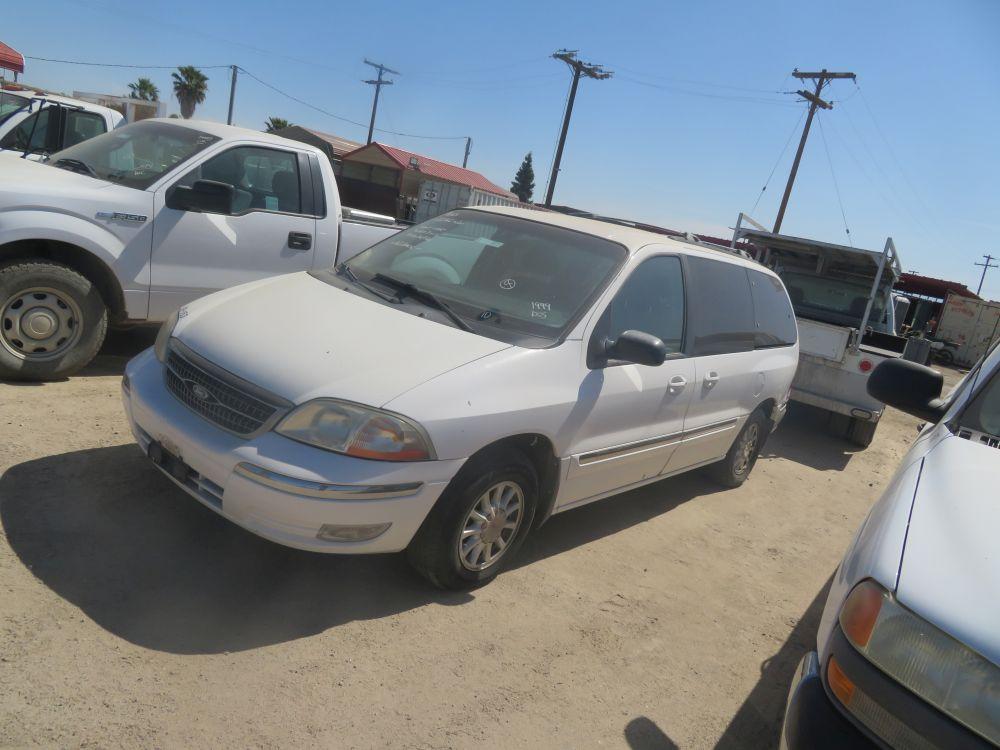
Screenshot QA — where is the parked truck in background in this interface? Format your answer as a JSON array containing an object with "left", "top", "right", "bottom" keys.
[
  {"left": 734, "top": 216, "right": 905, "bottom": 447},
  {"left": 0, "top": 90, "right": 123, "bottom": 160},
  {"left": 412, "top": 179, "right": 520, "bottom": 224},
  {"left": 0, "top": 118, "right": 401, "bottom": 381},
  {"left": 934, "top": 292, "right": 1000, "bottom": 368}
]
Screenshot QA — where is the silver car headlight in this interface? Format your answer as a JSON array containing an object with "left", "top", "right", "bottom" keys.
[
  {"left": 154, "top": 308, "right": 180, "bottom": 362},
  {"left": 275, "top": 399, "right": 435, "bottom": 461},
  {"left": 837, "top": 579, "right": 1000, "bottom": 745}
]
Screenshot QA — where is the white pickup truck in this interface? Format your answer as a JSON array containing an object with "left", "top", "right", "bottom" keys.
[
  {"left": 734, "top": 222, "right": 906, "bottom": 447},
  {"left": 0, "top": 118, "right": 401, "bottom": 380},
  {"left": 0, "top": 90, "right": 124, "bottom": 159}
]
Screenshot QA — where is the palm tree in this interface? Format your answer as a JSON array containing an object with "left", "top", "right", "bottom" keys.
[
  {"left": 264, "top": 117, "right": 291, "bottom": 133},
  {"left": 127, "top": 77, "right": 159, "bottom": 102},
  {"left": 171, "top": 66, "right": 209, "bottom": 119}
]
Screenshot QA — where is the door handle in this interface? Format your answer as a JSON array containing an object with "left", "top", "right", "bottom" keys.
[
  {"left": 704, "top": 371, "right": 720, "bottom": 388},
  {"left": 288, "top": 231, "right": 312, "bottom": 251},
  {"left": 668, "top": 375, "right": 687, "bottom": 393}
]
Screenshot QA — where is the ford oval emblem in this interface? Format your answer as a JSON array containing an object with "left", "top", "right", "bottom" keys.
[{"left": 191, "top": 384, "right": 212, "bottom": 402}]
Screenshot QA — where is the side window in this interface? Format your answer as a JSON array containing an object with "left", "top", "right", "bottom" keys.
[
  {"left": 686, "top": 256, "right": 756, "bottom": 355},
  {"left": 748, "top": 269, "right": 797, "bottom": 347},
  {"left": 0, "top": 109, "right": 50, "bottom": 152},
  {"left": 176, "top": 146, "right": 301, "bottom": 214},
  {"left": 600, "top": 256, "right": 685, "bottom": 352},
  {"left": 63, "top": 110, "right": 107, "bottom": 148}
]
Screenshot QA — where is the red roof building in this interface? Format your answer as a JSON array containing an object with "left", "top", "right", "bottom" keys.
[
  {"left": 895, "top": 272, "right": 980, "bottom": 301},
  {"left": 0, "top": 42, "right": 24, "bottom": 76}
]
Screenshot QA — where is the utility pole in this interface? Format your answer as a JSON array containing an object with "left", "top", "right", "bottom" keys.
[
  {"left": 975, "top": 254, "right": 998, "bottom": 296},
  {"left": 772, "top": 68, "right": 856, "bottom": 233},
  {"left": 363, "top": 59, "right": 399, "bottom": 145},
  {"left": 226, "top": 64, "right": 238, "bottom": 125},
  {"left": 462, "top": 137, "right": 472, "bottom": 168},
  {"left": 543, "top": 50, "right": 612, "bottom": 207}
]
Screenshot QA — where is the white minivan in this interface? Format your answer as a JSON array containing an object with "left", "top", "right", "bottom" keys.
[{"left": 122, "top": 207, "right": 799, "bottom": 588}]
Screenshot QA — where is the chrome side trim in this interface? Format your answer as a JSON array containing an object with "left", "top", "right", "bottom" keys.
[
  {"left": 234, "top": 462, "right": 423, "bottom": 501},
  {"left": 680, "top": 417, "right": 739, "bottom": 442},
  {"left": 579, "top": 431, "right": 684, "bottom": 465}
]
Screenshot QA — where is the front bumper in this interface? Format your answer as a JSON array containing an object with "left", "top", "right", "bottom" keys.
[
  {"left": 122, "top": 348, "right": 463, "bottom": 554},
  {"left": 780, "top": 651, "right": 876, "bottom": 750}
]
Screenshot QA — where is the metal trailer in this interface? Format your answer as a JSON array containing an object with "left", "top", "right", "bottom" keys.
[
  {"left": 936, "top": 293, "right": 1000, "bottom": 368},
  {"left": 732, "top": 214, "right": 905, "bottom": 448},
  {"left": 413, "top": 179, "right": 519, "bottom": 224}
]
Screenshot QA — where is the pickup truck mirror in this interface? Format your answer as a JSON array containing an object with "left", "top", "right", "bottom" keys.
[
  {"left": 867, "top": 358, "right": 947, "bottom": 423},
  {"left": 602, "top": 330, "right": 669, "bottom": 367},
  {"left": 167, "top": 179, "right": 234, "bottom": 215}
]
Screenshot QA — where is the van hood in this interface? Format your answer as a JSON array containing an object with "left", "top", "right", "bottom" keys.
[
  {"left": 895, "top": 434, "right": 1000, "bottom": 666},
  {"left": 173, "top": 272, "right": 512, "bottom": 407}
]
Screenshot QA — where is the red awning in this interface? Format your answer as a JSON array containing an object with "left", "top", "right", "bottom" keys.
[{"left": 0, "top": 42, "right": 25, "bottom": 75}]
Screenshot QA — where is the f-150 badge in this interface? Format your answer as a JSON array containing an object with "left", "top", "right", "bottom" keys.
[{"left": 96, "top": 211, "right": 148, "bottom": 223}]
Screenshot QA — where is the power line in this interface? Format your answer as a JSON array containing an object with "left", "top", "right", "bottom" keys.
[
  {"left": 237, "top": 67, "right": 467, "bottom": 141},
  {"left": 25, "top": 55, "right": 229, "bottom": 69},
  {"left": 749, "top": 107, "right": 807, "bottom": 218},
  {"left": 616, "top": 74, "right": 800, "bottom": 107},
  {"left": 817, "top": 116, "right": 852, "bottom": 245},
  {"left": 612, "top": 64, "right": 790, "bottom": 95}
]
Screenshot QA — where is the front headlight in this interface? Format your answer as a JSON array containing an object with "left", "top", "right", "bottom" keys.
[
  {"left": 154, "top": 308, "right": 180, "bottom": 362},
  {"left": 275, "top": 399, "right": 435, "bottom": 461},
  {"left": 838, "top": 580, "right": 1000, "bottom": 744}
]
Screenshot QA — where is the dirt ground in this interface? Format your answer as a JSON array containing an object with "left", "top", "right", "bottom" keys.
[{"left": 0, "top": 330, "right": 958, "bottom": 749}]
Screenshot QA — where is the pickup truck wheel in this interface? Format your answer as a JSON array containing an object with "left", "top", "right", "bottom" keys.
[
  {"left": 708, "top": 410, "right": 767, "bottom": 489},
  {"left": 0, "top": 260, "right": 108, "bottom": 381},
  {"left": 406, "top": 448, "right": 538, "bottom": 590},
  {"left": 847, "top": 418, "right": 878, "bottom": 448}
]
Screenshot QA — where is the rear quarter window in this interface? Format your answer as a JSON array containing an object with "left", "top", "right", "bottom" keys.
[
  {"left": 686, "top": 256, "right": 756, "bottom": 355},
  {"left": 748, "top": 269, "right": 797, "bottom": 347}
]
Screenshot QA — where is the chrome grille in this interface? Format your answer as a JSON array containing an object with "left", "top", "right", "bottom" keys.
[{"left": 163, "top": 343, "right": 288, "bottom": 437}]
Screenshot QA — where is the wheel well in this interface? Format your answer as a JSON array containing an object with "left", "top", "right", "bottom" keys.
[
  {"left": 462, "top": 433, "right": 561, "bottom": 529},
  {"left": 0, "top": 240, "right": 126, "bottom": 321},
  {"left": 756, "top": 398, "right": 777, "bottom": 425}
]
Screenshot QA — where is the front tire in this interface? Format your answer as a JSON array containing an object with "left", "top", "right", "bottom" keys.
[
  {"left": 0, "top": 260, "right": 108, "bottom": 381},
  {"left": 708, "top": 410, "right": 767, "bottom": 488},
  {"left": 407, "top": 447, "right": 538, "bottom": 589}
]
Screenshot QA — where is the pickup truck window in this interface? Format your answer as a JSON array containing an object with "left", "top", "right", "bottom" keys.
[
  {"left": 331, "top": 209, "right": 627, "bottom": 343},
  {"left": 748, "top": 269, "right": 797, "bottom": 348},
  {"left": 686, "top": 256, "right": 756, "bottom": 355},
  {"left": 63, "top": 110, "right": 106, "bottom": 148},
  {"left": 46, "top": 120, "right": 220, "bottom": 189},
  {"left": 175, "top": 146, "right": 301, "bottom": 214},
  {"left": 599, "top": 256, "right": 685, "bottom": 352},
  {"left": 781, "top": 271, "right": 889, "bottom": 331},
  {"left": 0, "top": 108, "right": 50, "bottom": 152}
]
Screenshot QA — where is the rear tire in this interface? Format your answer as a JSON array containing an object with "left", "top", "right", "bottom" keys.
[
  {"left": 708, "top": 410, "right": 768, "bottom": 488},
  {"left": 406, "top": 447, "right": 538, "bottom": 590},
  {"left": 847, "top": 417, "right": 878, "bottom": 448},
  {"left": 0, "top": 260, "right": 108, "bottom": 381}
]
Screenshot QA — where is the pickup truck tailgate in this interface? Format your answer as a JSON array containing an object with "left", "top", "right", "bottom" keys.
[{"left": 796, "top": 318, "right": 850, "bottom": 361}]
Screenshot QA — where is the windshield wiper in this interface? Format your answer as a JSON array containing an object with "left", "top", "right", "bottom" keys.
[
  {"left": 335, "top": 263, "right": 396, "bottom": 303},
  {"left": 371, "top": 272, "right": 473, "bottom": 332},
  {"left": 52, "top": 158, "right": 97, "bottom": 178}
]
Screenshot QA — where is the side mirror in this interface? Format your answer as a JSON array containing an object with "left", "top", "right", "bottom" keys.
[
  {"left": 867, "top": 358, "right": 947, "bottom": 423},
  {"left": 166, "top": 179, "right": 234, "bottom": 214},
  {"left": 603, "top": 330, "right": 669, "bottom": 367}
]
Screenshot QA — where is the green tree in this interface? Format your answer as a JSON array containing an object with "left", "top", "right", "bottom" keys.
[
  {"left": 171, "top": 66, "right": 209, "bottom": 119},
  {"left": 127, "top": 77, "right": 159, "bottom": 101},
  {"left": 264, "top": 117, "right": 291, "bottom": 133},
  {"left": 510, "top": 152, "right": 535, "bottom": 203}
]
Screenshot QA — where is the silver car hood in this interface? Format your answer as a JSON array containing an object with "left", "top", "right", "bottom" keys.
[{"left": 895, "top": 434, "right": 1000, "bottom": 666}]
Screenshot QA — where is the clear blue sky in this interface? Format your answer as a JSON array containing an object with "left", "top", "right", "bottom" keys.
[{"left": 7, "top": 0, "right": 1000, "bottom": 298}]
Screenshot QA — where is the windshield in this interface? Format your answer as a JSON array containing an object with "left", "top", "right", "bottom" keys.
[
  {"left": 46, "top": 120, "right": 220, "bottom": 189},
  {"left": 321, "top": 210, "right": 627, "bottom": 345},
  {"left": 0, "top": 91, "right": 29, "bottom": 125},
  {"left": 780, "top": 271, "right": 892, "bottom": 332}
]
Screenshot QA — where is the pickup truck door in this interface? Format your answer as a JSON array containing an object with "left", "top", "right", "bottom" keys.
[
  {"left": 556, "top": 254, "right": 695, "bottom": 510},
  {"left": 147, "top": 143, "right": 318, "bottom": 319}
]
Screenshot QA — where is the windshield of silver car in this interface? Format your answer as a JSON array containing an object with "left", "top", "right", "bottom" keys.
[{"left": 323, "top": 210, "right": 628, "bottom": 344}]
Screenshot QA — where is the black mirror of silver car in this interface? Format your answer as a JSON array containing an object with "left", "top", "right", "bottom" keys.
[
  {"left": 867, "top": 358, "right": 947, "bottom": 423},
  {"left": 166, "top": 179, "right": 234, "bottom": 215},
  {"left": 603, "top": 330, "right": 669, "bottom": 367}
]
